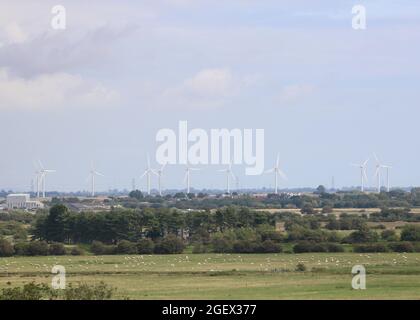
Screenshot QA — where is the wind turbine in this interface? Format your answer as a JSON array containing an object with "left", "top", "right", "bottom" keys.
[
  {"left": 218, "top": 162, "right": 236, "bottom": 194},
  {"left": 382, "top": 165, "right": 392, "bottom": 192},
  {"left": 140, "top": 154, "right": 154, "bottom": 195},
  {"left": 351, "top": 158, "right": 369, "bottom": 192},
  {"left": 184, "top": 166, "right": 200, "bottom": 194},
  {"left": 37, "top": 160, "right": 56, "bottom": 198},
  {"left": 374, "top": 153, "right": 392, "bottom": 193},
  {"left": 265, "top": 153, "right": 287, "bottom": 194},
  {"left": 33, "top": 161, "right": 41, "bottom": 198},
  {"left": 152, "top": 163, "right": 166, "bottom": 196},
  {"left": 88, "top": 162, "right": 104, "bottom": 197}
]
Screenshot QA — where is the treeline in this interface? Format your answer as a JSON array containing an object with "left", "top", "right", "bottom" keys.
[
  {"left": 33, "top": 205, "right": 275, "bottom": 244},
  {"left": 121, "top": 188, "right": 420, "bottom": 210},
  {"left": 0, "top": 239, "right": 84, "bottom": 257}
]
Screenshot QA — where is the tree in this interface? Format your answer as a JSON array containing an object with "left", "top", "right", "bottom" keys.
[
  {"left": 136, "top": 239, "right": 155, "bottom": 254},
  {"left": 301, "top": 204, "right": 316, "bottom": 215},
  {"left": 154, "top": 235, "right": 185, "bottom": 254},
  {"left": 381, "top": 230, "right": 398, "bottom": 241},
  {"left": 0, "top": 238, "right": 14, "bottom": 257},
  {"left": 44, "top": 205, "right": 69, "bottom": 242},
  {"left": 49, "top": 242, "right": 66, "bottom": 255},
  {"left": 116, "top": 240, "right": 137, "bottom": 254},
  {"left": 401, "top": 225, "right": 420, "bottom": 241},
  {"left": 129, "top": 190, "right": 144, "bottom": 200},
  {"left": 315, "top": 185, "right": 326, "bottom": 194}
]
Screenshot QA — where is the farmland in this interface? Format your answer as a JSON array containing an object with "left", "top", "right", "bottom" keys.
[{"left": 1, "top": 252, "right": 420, "bottom": 300}]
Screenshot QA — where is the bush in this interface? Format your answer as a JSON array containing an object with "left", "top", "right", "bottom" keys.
[
  {"left": 295, "top": 263, "right": 307, "bottom": 272},
  {"left": 0, "top": 282, "right": 53, "bottom": 300},
  {"left": 192, "top": 242, "right": 208, "bottom": 254},
  {"left": 211, "top": 237, "right": 233, "bottom": 253},
  {"left": 136, "top": 239, "right": 155, "bottom": 254},
  {"left": 401, "top": 225, "right": 420, "bottom": 241},
  {"left": 63, "top": 282, "right": 115, "bottom": 300},
  {"left": 90, "top": 241, "right": 115, "bottom": 255},
  {"left": 293, "top": 242, "right": 315, "bottom": 253},
  {"left": 14, "top": 242, "right": 30, "bottom": 256},
  {"left": 232, "top": 240, "right": 258, "bottom": 253},
  {"left": 345, "top": 228, "right": 379, "bottom": 243},
  {"left": 353, "top": 243, "right": 389, "bottom": 253},
  {"left": 154, "top": 235, "right": 185, "bottom": 254},
  {"left": 381, "top": 230, "right": 398, "bottom": 241},
  {"left": 0, "top": 238, "right": 14, "bottom": 257},
  {"left": 49, "top": 243, "right": 66, "bottom": 255},
  {"left": 70, "top": 246, "right": 85, "bottom": 256},
  {"left": 27, "top": 241, "right": 49, "bottom": 256},
  {"left": 388, "top": 242, "right": 414, "bottom": 253},
  {"left": 325, "top": 243, "right": 345, "bottom": 253},
  {"left": 257, "top": 240, "right": 283, "bottom": 253},
  {"left": 0, "top": 282, "right": 115, "bottom": 300},
  {"left": 116, "top": 240, "right": 137, "bottom": 254}
]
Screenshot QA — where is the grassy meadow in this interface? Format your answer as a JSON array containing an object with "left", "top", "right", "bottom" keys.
[{"left": 1, "top": 252, "right": 420, "bottom": 300}]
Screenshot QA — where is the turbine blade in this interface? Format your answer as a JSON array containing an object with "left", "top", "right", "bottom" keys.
[
  {"left": 363, "top": 158, "right": 370, "bottom": 166},
  {"left": 277, "top": 169, "right": 288, "bottom": 180},
  {"left": 140, "top": 171, "right": 147, "bottom": 179},
  {"left": 160, "top": 163, "right": 167, "bottom": 172}
]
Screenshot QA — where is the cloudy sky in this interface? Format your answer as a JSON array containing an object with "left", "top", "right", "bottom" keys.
[{"left": 0, "top": 0, "right": 419, "bottom": 192}]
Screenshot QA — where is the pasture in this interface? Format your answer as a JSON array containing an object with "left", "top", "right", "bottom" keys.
[{"left": 1, "top": 253, "right": 420, "bottom": 299}]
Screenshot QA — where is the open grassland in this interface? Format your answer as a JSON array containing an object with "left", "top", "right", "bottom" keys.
[{"left": 1, "top": 253, "right": 420, "bottom": 300}]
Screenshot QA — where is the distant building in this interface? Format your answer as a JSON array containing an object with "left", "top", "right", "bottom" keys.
[{"left": 6, "top": 194, "right": 44, "bottom": 210}]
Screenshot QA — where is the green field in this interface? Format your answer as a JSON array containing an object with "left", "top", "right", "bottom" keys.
[{"left": 1, "top": 253, "right": 420, "bottom": 300}]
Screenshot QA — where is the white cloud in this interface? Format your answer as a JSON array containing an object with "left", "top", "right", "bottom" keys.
[
  {"left": 161, "top": 68, "right": 253, "bottom": 109},
  {"left": 277, "top": 84, "right": 315, "bottom": 104},
  {"left": 184, "top": 68, "right": 234, "bottom": 97},
  {"left": 0, "top": 69, "right": 118, "bottom": 111}
]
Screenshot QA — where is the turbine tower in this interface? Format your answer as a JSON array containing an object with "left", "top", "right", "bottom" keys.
[
  {"left": 351, "top": 158, "right": 369, "bottom": 192},
  {"left": 382, "top": 165, "right": 392, "bottom": 192},
  {"left": 153, "top": 163, "right": 166, "bottom": 196},
  {"left": 374, "top": 153, "right": 392, "bottom": 193},
  {"left": 37, "top": 160, "right": 56, "bottom": 198},
  {"left": 218, "top": 162, "right": 236, "bottom": 194},
  {"left": 265, "top": 153, "right": 287, "bottom": 194},
  {"left": 89, "top": 162, "right": 104, "bottom": 197},
  {"left": 140, "top": 154, "right": 154, "bottom": 195},
  {"left": 184, "top": 166, "right": 200, "bottom": 194},
  {"left": 33, "top": 163, "right": 41, "bottom": 198}
]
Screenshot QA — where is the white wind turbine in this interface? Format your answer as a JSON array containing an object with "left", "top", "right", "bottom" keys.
[
  {"left": 351, "top": 158, "right": 369, "bottom": 192},
  {"left": 88, "top": 162, "right": 104, "bottom": 197},
  {"left": 218, "top": 162, "right": 236, "bottom": 194},
  {"left": 184, "top": 165, "right": 200, "bottom": 194},
  {"left": 382, "top": 165, "right": 392, "bottom": 192},
  {"left": 374, "top": 153, "right": 392, "bottom": 193},
  {"left": 152, "top": 163, "right": 166, "bottom": 196},
  {"left": 265, "top": 153, "right": 287, "bottom": 194},
  {"left": 140, "top": 154, "right": 154, "bottom": 195},
  {"left": 33, "top": 161, "right": 41, "bottom": 198},
  {"left": 37, "top": 160, "right": 56, "bottom": 198}
]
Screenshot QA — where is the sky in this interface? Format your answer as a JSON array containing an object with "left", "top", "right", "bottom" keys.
[{"left": 0, "top": 0, "right": 420, "bottom": 192}]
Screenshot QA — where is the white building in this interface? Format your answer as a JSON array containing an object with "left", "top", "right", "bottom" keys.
[{"left": 6, "top": 194, "right": 44, "bottom": 210}]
